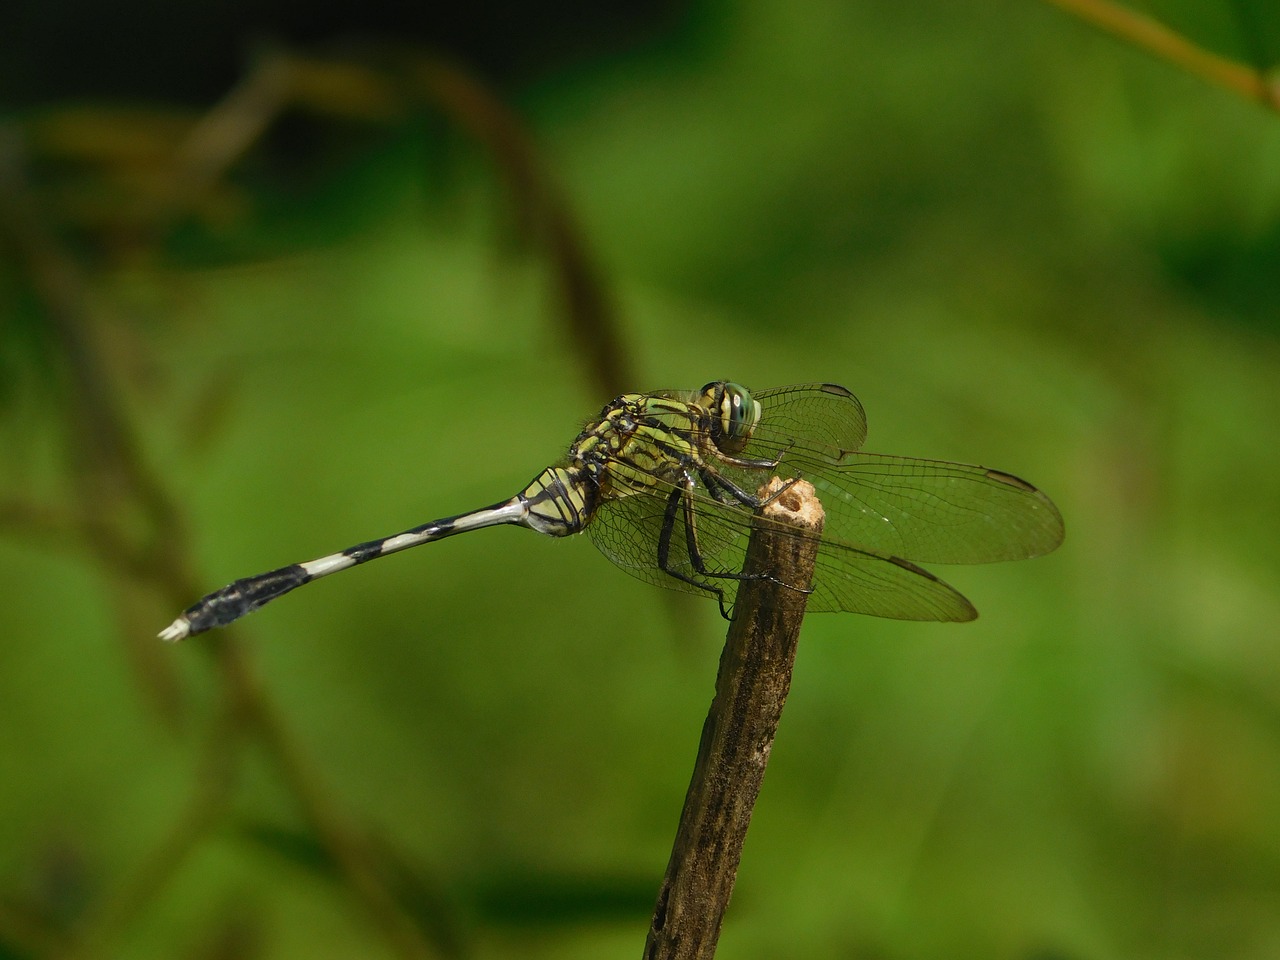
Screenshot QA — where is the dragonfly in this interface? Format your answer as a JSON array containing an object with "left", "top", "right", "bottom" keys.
[{"left": 158, "top": 381, "right": 1063, "bottom": 641}]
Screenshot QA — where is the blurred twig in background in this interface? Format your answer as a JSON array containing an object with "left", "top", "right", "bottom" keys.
[
  {"left": 1045, "top": 0, "right": 1280, "bottom": 110},
  {"left": 160, "top": 46, "right": 630, "bottom": 398},
  {"left": 0, "top": 45, "right": 626, "bottom": 959},
  {"left": 0, "top": 118, "right": 446, "bottom": 960}
]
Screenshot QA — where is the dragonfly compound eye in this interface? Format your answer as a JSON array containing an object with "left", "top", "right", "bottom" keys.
[{"left": 715, "top": 382, "right": 761, "bottom": 454}]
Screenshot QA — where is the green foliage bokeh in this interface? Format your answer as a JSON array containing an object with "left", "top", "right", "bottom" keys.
[{"left": 3, "top": 2, "right": 1279, "bottom": 958}]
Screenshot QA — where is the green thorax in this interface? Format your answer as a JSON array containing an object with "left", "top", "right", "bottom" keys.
[{"left": 568, "top": 393, "right": 707, "bottom": 497}]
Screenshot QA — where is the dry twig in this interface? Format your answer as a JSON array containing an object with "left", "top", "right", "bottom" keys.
[{"left": 646, "top": 478, "right": 825, "bottom": 960}]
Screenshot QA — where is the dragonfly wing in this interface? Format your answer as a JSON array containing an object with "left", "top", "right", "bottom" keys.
[
  {"left": 588, "top": 479, "right": 978, "bottom": 621},
  {"left": 587, "top": 488, "right": 752, "bottom": 603},
  {"left": 732, "top": 387, "right": 1062, "bottom": 566},
  {"left": 747, "top": 384, "right": 868, "bottom": 456},
  {"left": 804, "top": 534, "right": 977, "bottom": 620},
  {"left": 781, "top": 453, "right": 1064, "bottom": 564}
]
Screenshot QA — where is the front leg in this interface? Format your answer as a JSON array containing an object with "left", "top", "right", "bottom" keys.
[
  {"left": 655, "top": 482, "right": 730, "bottom": 613},
  {"left": 700, "top": 467, "right": 801, "bottom": 511}
]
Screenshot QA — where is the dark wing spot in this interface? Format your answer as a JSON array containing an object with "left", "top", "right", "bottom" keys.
[{"left": 984, "top": 469, "right": 1038, "bottom": 492}]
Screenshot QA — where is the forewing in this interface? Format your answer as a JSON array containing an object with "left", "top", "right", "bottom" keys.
[
  {"left": 588, "top": 476, "right": 980, "bottom": 621},
  {"left": 785, "top": 453, "right": 1065, "bottom": 564},
  {"left": 745, "top": 384, "right": 868, "bottom": 459}
]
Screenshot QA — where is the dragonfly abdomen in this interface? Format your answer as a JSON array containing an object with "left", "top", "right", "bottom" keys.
[
  {"left": 163, "top": 564, "right": 314, "bottom": 639},
  {"left": 159, "top": 499, "right": 532, "bottom": 641}
]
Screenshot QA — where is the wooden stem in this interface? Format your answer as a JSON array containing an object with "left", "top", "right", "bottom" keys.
[{"left": 645, "top": 478, "right": 824, "bottom": 960}]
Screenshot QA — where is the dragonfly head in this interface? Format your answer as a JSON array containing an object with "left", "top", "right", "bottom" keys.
[{"left": 699, "top": 381, "right": 761, "bottom": 455}]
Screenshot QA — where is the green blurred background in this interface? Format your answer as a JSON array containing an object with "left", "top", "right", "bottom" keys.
[{"left": 3, "top": 1, "right": 1280, "bottom": 958}]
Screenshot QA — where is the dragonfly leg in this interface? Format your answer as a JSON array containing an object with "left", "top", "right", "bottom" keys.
[
  {"left": 714, "top": 440, "right": 795, "bottom": 471},
  {"left": 655, "top": 484, "right": 732, "bottom": 614},
  {"left": 700, "top": 467, "right": 801, "bottom": 510},
  {"left": 695, "top": 470, "right": 814, "bottom": 603},
  {"left": 700, "top": 468, "right": 762, "bottom": 508},
  {"left": 757, "top": 475, "right": 802, "bottom": 507},
  {"left": 671, "top": 474, "right": 806, "bottom": 619}
]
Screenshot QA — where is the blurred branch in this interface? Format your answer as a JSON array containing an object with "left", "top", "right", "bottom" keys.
[
  {"left": 241, "top": 663, "right": 444, "bottom": 960},
  {"left": 154, "top": 51, "right": 405, "bottom": 226},
  {"left": 3, "top": 43, "right": 633, "bottom": 957},
  {"left": 1, "top": 126, "right": 445, "bottom": 960},
  {"left": 152, "top": 47, "right": 630, "bottom": 399},
  {"left": 1044, "top": 0, "right": 1280, "bottom": 111},
  {"left": 645, "top": 480, "right": 824, "bottom": 960},
  {"left": 0, "top": 129, "right": 180, "bottom": 550},
  {"left": 405, "top": 54, "right": 631, "bottom": 398},
  {"left": 151, "top": 56, "right": 298, "bottom": 224},
  {"left": 24, "top": 46, "right": 631, "bottom": 398},
  {"left": 63, "top": 719, "right": 241, "bottom": 960},
  {"left": 0, "top": 499, "right": 82, "bottom": 552},
  {"left": 0, "top": 901, "right": 68, "bottom": 957}
]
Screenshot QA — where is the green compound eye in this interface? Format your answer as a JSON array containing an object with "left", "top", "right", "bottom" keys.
[
  {"left": 716, "top": 381, "right": 760, "bottom": 454},
  {"left": 696, "top": 381, "right": 761, "bottom": 454}
]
